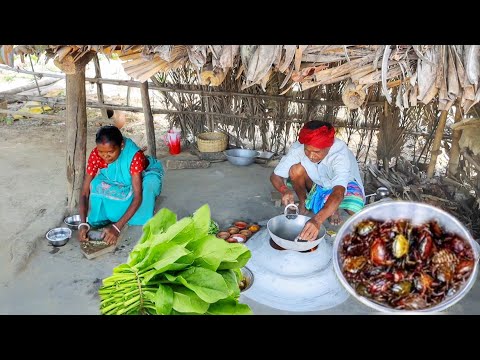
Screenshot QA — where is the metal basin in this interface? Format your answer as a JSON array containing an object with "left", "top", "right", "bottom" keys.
[
  {"left": 267, "top": 204, "right": 326, "bottom": 251},
  {"left": 224, "top": 149, "right": 260, "bottom": 166},
  {"left": 64, "top": 214, "right": 82, "bottom": 229},
  {"left": 45, "top": 227, "right": 72, "bottom": 247},
  {"left": 332, "top": 201, "right": 479, "bottom": 313}
]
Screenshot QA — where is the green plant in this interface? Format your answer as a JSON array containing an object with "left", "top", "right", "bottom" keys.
[
  {"left": 2, "top": 74, "right": 15, "bottom": 82},
  {"left": 98, "top": 204, "right": 252, "bottom": 315}
]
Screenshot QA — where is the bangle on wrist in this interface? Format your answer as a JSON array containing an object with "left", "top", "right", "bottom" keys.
[
  {"left": 279, "top": 184, "right": 288, "bottom": 194},
  {"left": 112, "top": 224, "right": 121, "bottom": 234},
  {"left": 78, "top": 222, "right": 91, "bottom": 231}
]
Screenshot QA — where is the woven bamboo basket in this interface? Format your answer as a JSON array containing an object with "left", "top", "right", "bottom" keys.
[{"left": 197, "top": 132, "right": 228, "bottom": 153}]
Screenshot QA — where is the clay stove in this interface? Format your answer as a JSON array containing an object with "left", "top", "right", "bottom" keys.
[{"left": 241, "top": 226, "right": 349, "bottom": 312}]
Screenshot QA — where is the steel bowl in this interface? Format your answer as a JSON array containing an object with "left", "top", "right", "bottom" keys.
[
  {"left": 332, "top": 201, "right": 479, "bottom": 313},
  {"left": 267, "top": 204, "right": 326, "bottom": 251},
  {"left": 45, "top": 227, "right": 72, "bottom": 247},
  {"left": 240, "top": 266, "right": 254, "bottom": 292},
  {"left": 64, "top": 214, "right": 82, "bottom": 229},
  {"left": 224, "top": 149, "right": 260, "bottom": 166}
]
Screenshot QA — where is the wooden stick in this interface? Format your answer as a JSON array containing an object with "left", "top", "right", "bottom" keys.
[
  {"left": 427, "top": 110, "right": 448, "bottom": 178},
  {"left": 92, "top": 54, "right": 108, "bottom": 118},
  {"left": 140, "top": 81, "right": 156, "bottom": 158},
  {"left": 462, "top": 150, "right": 480, "bottom": 172},
  {"left": 450, "top": 117, "right": 480, "bottom": 130},
  {"left": 448, "top": 106, "right": 463, "bottom": 176},
  {"left": 126, "top": 77, "right": 133, "bottom": 106}
]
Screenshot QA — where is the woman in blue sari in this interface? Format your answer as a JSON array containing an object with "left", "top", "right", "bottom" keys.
[{"left": 78, "top": 126, "right": 164, "bottom": 245}]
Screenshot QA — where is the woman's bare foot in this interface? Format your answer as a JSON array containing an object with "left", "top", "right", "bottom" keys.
[{"left": 329, "top": 210, "right": 343, "bottom": 226}]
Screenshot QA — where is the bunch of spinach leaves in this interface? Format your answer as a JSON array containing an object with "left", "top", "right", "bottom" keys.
[{"left": 99, "top": 204, "right": 252, "bottom": 315}]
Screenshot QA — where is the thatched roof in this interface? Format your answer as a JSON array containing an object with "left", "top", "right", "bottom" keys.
[{"left": 3, "top": 45, "right": 480, "bottom": 114}]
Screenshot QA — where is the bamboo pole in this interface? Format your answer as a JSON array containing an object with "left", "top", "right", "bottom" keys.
[
  {"left": 140, "top": 81, "right": 156, "bottom": 158},
  {"left": 126, "top": 77, "right": 133, "bottom": 106},
  {"left": 447, "top": 106, "right": 463, "bottom": 176},
  {"left": 92, "top": 54, "right": 108, "bottom": 118},
  {"left": 427, "top": 110, "right": 448, "bottom": 178}
]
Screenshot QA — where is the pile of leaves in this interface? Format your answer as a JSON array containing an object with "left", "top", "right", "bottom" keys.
[{"left": 98, "top": 204, "right": 252, "bottom": 315}]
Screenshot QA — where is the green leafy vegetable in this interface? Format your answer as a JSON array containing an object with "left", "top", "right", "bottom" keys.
[{"left": 99, "top": 204, "right": 252, "bottom": 315}]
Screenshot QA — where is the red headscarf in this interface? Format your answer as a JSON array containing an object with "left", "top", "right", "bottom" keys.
[{"left": 298, "top": 124, "right": 335, "bottom": 149}]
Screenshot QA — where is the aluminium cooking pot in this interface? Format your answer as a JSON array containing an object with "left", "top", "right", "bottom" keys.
[{"left": 267, "top": 204, "right": 326, "bottom": 251}]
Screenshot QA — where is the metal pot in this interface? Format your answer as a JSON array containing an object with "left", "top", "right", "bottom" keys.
[
  {"left": 267, "top": 204, "right": 326, "bottom": 251},
  {"left": 64, "top": 214, "right": 82, "bottom": 229},
  {"left": 332, "top": 201, "right": 479, "bottom": 313},
  {"left": 224, "top": 149, "right": 260, "bottom": 166}
]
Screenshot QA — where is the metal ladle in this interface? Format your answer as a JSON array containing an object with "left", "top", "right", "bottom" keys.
[{"left": 365, "top": 186, "right": 390, "bottom": 200}]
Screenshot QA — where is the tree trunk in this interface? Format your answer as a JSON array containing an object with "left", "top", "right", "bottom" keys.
[
  {"left": 447, "top": 106, "right": 463, "bottom": 176},
  {"left": 140, "top": 81, "right": 156, "bottom": 158},
  {"left": 66, "top": 71, "right": 87, "bottom": 213},
  {"left": 427, "top": 110, "right": 448, "bottom": 178}
]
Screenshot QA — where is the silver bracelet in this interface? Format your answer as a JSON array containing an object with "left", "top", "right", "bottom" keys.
[
  {"left": 112, "top": 224, "right": 121, "bottom": 234},
  {"left": 78, "top": 222, "right": 91, "bottom": 231}
]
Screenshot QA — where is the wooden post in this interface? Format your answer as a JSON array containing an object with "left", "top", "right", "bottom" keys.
[
  {"left": 140, "top": 81, "right": 156, "bottom": 158},
  {"left": 92, "top": 54, "right": 108, "bottom": 118},
  {"left": 427, "top": 110, "right": 448, "bottom": 178},
  {"left": 204, "top": 94, "right": 214, "bottom": 131},
  {"left": 126, "top": 77, "right": 133, "bottom": 106},
  {"left": 66, "top": 71, "right": 88, "bottom": 213},
  {"left": 62, "top": 51, "right": 95, "bottom": 212},
  {"left": 382, "top": 100, "right": 390, "bottom": 175},
  {"left": 447, "top": 106, "right": 463, "bottom": 176}
]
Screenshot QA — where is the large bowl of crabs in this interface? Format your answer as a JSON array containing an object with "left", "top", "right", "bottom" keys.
[{"left": 332, "top": 201, "right": 479, "bottom": 313}]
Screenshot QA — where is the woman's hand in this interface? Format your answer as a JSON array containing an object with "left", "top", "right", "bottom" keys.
[
  {"left": 102, "top": 225, "right": 120, "bottom": 245},
  {"left": 78, "top": 227, "right": 89, "bottom": 242},
  {"left": 298, "top": 218, "right": 321, "bottom": 241}
]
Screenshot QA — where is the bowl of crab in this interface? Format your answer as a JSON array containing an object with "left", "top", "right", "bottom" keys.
[{"left": 332, "top": 201, "right": 479, "bottom": 313}]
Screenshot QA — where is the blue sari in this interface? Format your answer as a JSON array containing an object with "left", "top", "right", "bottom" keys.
[{"left": 88, "top": 137, "right": 164, "bottom": 227}]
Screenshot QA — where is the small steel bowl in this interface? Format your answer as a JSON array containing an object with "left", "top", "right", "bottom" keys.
[
  {"left": 64, "top": 214, "right": 82, "bottom": 229},
  {"left": 45, "top": 227, "right": 72, "bottom": 247},
  {"left": 239, "top": 267, "right": 254, "bottom": 292}
]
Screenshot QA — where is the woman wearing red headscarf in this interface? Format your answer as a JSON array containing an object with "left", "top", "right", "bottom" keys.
[{"left": 270, "top": 120, "right": 365, "bottom": 241}]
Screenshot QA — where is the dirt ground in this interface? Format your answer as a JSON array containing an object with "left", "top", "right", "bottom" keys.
[
  {"left": 1, "top": 117, "right": 480, "bottom": 315},
  {"left": 0, "top": 115, "right": 276, "bottom": 314}
]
